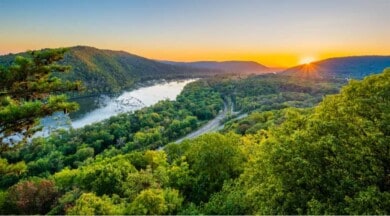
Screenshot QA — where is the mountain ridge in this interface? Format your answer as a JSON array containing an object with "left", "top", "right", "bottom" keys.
[
  {"left": 282, "top": 55, "right": 390, "bottom": 79},
  {"left": 0, "top": 46, "right": 222, "bottom": 93},
  {"left": 2, "top": 46, "right": 390, "bottom": 92},
  {"left": 161, "top": 60, "right": 273, "bottom": 74}
]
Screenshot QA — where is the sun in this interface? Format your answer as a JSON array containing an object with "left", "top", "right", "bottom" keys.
[{"left": 300, "top": 56, "right": 316, "bottom": 65}]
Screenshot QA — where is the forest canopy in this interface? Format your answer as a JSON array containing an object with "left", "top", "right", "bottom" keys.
[{"left": 0, "top": 68, "right": 388, "bottom": 214}]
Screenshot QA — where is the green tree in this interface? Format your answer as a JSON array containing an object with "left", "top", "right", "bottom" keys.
[
  {"left": 183, "top": 133, "right": 245, "bottom": 203},
  {"left": 66, "top": 192, "right": 123, "bottom": 215},
  {"left": 202, "top": 180, "right": 249, "bottom": 215},
  {"left": 126, "top": 188, "right": 183, "bottom": 215},
  {"left": 76, "top": 155, "right": 137, "bottom": 196},
  {"left": 0, "top": 48, "right": 82, "bottom": 149},
  {"left": 0, "top": 190, "right": 16, "bottom": 214},
  {"left": 0, "top": 158, "right": 27, "bottom": 176},
  {"left": 239, "top": 69, "right": 390, "bottom": 214}
]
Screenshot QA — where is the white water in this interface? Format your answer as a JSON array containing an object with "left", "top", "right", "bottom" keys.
[
  {"left": 71, "top": 79, "right": 196, "bottom": 128},
  {"left": 1, "top": 79, "right": 197, "bottom": 144}
]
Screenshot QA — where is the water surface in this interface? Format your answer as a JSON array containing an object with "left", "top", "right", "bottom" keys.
[{"left": 71, "top": 79, "right": 196, "bottom": 128}]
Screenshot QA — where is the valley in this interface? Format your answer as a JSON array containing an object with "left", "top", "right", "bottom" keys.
[
  {"left": 174, "top": 100, "right": 230, "bottom": 144},
  {"left": 1, "top": 1, "right": 390, "bottom": 214},
  {"left": 34, "top": 79, "right": 198, "bottom": 139},
  {"left": 1, "top": 47, "right": 389, "bottom": 215},
  {"left": 71, "top": 79, "right": 197, "bottom": 128}
]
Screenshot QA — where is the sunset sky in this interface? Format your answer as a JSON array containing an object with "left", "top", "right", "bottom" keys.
[{"left": 1, "top": 0, "right": 389, "bottom": 67}]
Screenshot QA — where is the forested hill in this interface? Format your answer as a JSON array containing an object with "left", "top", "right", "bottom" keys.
[
  {"left": 282, "top": 56, "right": 390, "bottom": 79},
  {"left": 60, "top": 46, "right": 205, "bottom": 93},
  {"left": 161, "top": 60, "right": 272, "bottom": 74},
  {"left": 0, "top": 46, "right": 222, "bottom": 93},
  {"left": 0, "top": 68, "right": 388, "bottom": 214}
]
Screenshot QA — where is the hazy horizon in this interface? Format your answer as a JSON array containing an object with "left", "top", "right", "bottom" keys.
[{"left": 1, "top": 0, "right": 390, "bottom": 67}]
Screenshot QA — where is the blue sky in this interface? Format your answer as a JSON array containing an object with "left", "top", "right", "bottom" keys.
[{"left": 1, "top": 0, "right": 389, "bottom": 66}]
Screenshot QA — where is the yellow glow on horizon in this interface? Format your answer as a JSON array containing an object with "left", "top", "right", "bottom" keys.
[
  {"left": 125, "top": 47, "right": 301, "bottom": 68},
  {"left": 2, "top": 42, "right": 390, "bottom": 68},
  {"left": 299, "top": 56, "right": 316, "bottom": 65}
]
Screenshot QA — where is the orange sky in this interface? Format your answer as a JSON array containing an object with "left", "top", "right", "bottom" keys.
[
  {"left": 1, "top": 38, "right": 390, "bottom": 68},
  {"left": 118, "top": 44, "right": 390, "bottom": 67},
  {"left": 1, "top": 0, "right": 390, "bottom": 67}
]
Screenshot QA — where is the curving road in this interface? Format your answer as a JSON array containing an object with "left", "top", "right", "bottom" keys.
[
  {"left": 174, "top": 101, "right": 231, "bottom": 144},
  {"left": 159, "top": 99, "right": 246, "bottom": 150}
]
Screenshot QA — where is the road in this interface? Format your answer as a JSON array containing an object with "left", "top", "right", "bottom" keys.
[
  {"left": 174, "top": 100, "right": 242, "bottom": 143},
  {"left": 158, "top": 99, "right": 246, "bottom": 150}
]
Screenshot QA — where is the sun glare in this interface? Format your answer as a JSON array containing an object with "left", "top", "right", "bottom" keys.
[{"left": 300, "top": 57, "right": 316, "bottom": 65}]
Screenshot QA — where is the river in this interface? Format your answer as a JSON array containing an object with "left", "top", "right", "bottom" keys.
[{"left": 38, "top": 79, "right": 197, "bottom": 135}]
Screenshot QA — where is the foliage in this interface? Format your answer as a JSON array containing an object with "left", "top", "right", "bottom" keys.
[
  {"left": 0, "top": 80, "right": 222, "bottom": 184},
  {"left": 126, "top": 188, "right": 183, "bottom": 215},
  {"left": 66, "top": 192, "right": 123, "bottom": 215},
  {"left": 210, "top": 74, "right": 342, "bottom": 113},
  {"left": 182, "top": 133, "right": 245, "bottom": 202},
  {"left": 0, "top": 46, "right": 225, "bottom": 95},
  {"left": 223, "top": 110, "right": 282, "bottom": 134},
  {"left": 0, "top": 48, "right": 81, "bottom": 148},
  {"left": 7, "top": 179, "right": 59, "bottom": 214},
  {"left": 233, "top": 69, "right": 390, "bottom": 214},
  {"left": 0, "top": 68, "right": 389, "bottom": 214}
]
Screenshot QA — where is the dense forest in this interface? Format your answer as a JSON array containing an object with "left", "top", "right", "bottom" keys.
[
  {"left": 2, "top": 46, "right": 389, "bottom": 96},
  {"left": 0, "top": 49, "right": 389, "bottom": 214},
  {"left": 0, "top": 46, "right": 232, "bottom": 94}
]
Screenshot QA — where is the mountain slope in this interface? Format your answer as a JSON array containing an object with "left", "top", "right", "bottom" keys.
[
  {"left": 283, "top": 56, "right": 390, "bottom": 79},
  {"left": 60, "top": 46, "right": 186, "bottom": 92},
  {"left": 0, "top": 46, "right": 221, "bottom": 93},
  {"left": 60, "top": 46, "right": 227, "bottom": 93},
  {"left": 162, "top": 60, "right": 272, "bottom": 74}
]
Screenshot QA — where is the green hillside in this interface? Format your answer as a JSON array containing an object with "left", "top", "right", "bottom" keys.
[
  {"left": 1, "top": 69, "right": 388, "bottom": 215},
  {"left": 0, "top": 46, "right": 219, "bottom": 93},
  {"left": 1, "top": 47, "right": 389, "bottom": 215},
  {"left": 60, "top": 46, "right": 197, "bottom": 93}
]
